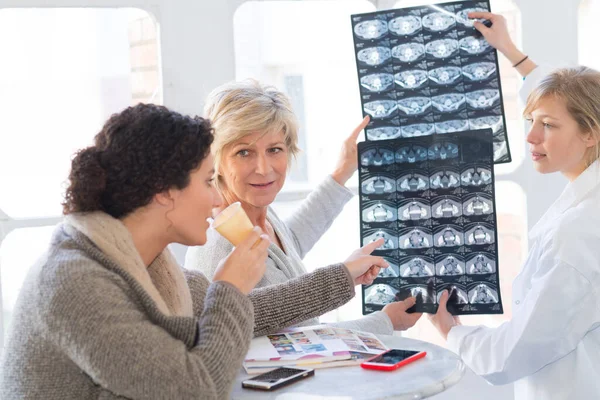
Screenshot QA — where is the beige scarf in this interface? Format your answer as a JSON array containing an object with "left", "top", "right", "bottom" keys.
[{"left": 65, "top": 212, "right": 194, "bottom": 318}]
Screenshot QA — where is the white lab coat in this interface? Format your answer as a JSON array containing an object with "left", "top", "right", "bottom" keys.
[{"left": 447, "top": 67, "right": 600, "bottom": 399}]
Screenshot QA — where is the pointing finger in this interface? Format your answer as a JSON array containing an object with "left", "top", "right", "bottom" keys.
[
  {"left": 349, "top": 115, "right": 370, "bottom": 142},
  {"left": 360, "top": 238, "right": 385, "bottom": 255}
]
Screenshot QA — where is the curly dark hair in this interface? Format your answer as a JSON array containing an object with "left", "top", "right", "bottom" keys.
[{"left": 63, "top": 103, "right": 214, "bottom": 218}]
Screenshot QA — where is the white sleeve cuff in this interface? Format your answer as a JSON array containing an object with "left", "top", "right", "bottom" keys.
[
  {"left": 446, "top": 324, "right": 482, "bottom": 355},
  {"left": 324, "top": 174, "right": 354, "bottom": 201}
]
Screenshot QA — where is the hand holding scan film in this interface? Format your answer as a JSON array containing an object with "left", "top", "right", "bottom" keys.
[
  {"left": 468, "top": 11, "right": 512, "bottom": 55},
  {"left": 382, "top": 296, "right": 423, "bottom": 330},
  {"left": 428, "top": 289, "right": 463, "bottom": 339}
]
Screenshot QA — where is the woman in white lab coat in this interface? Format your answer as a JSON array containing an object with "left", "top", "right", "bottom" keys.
[{"left": 428, "top": 12, "right": 600, "bottom": 400}]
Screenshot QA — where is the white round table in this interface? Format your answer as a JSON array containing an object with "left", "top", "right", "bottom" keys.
[{"left": 232, "top": 334, "right": 465, "bottom": 399}]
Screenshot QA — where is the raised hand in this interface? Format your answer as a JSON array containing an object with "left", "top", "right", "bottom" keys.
[
  {"left": 468, "top": 11, "right": 514, "bottom": 55},
  {"left": 331, "top": 116, "right": 370, "bottom": 186},
  {"left": 469, "top": 11, "right": 537, "bottom": 76}
]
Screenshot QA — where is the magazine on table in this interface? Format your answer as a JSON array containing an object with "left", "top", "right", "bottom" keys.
[
  {"left": 244, "top": 351, "right": 376, "bottom": 375},
  {"left": 243, "top": 325, "right": 388, "bottom": 373}
]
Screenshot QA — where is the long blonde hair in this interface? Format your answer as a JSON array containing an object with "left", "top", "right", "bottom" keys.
[
  {"left": 524, "top": 66, "right": 600, "bottom": 167},
  {"left": 204, "top": 79, "right": 300, "bottom": 199}
]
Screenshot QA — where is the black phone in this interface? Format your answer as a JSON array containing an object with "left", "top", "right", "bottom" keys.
[{"left": 241, "top": 367, "right": 315, "bottom": 391}]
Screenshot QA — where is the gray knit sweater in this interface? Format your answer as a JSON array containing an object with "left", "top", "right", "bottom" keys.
[
  {"left": 0, "top": 212, "right": 356, "bottom": 399},
  {"left": 185, "top": 176, "right": 393, "bottom": 334}
]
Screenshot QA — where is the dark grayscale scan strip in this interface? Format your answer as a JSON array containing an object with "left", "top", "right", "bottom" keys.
[
  {"left": 358, "top": 129, "right": 503, "bottom": 315},
  {"left": 351, "top": 0, "right": 511, "bottom": 164}
]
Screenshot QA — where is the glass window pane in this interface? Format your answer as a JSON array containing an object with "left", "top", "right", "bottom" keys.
[
  {"left": 234, "top": 1, "right": 376, "bottom": 187},
  {"left": 0, "top": 8, "right": 161, "bottom": 218},
  {"left": 580, "top": 0, "right": 600, "bottom": 70},
  {"left": 1, "top": 226, "right": 56, "bottom": 340}
]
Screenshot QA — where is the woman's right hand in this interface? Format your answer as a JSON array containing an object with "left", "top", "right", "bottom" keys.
[
  {"left": 212, "top": 227, "right": 270, "bottom": 295},
  {"left": 469, "top": 11, "right": 516, "bottom": 57},
  {"left": 343, "top": 238, "right": 389, "bottom": 285},
  {"left": 469, "top": 11, "right": 537, "bottom": 77}
]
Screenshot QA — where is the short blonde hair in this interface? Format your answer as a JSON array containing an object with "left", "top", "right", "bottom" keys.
[
  {"left": 524, "top": 66, "right": 600, "bottom": 166},
  {"left": 204, "top": 79, "right": 300, "bottom": 196}
]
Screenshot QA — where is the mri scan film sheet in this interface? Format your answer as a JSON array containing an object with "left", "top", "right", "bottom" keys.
[
  {"left": 352, "top": 0, "right": 511, "bottom": 163},
  {"left": 359, "top": 129, "right": 503, "bottom": 315}
]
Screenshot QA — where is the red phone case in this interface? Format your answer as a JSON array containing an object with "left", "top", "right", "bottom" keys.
[{"left": 360, "top": 350, "right": 427, "bottom": 371}]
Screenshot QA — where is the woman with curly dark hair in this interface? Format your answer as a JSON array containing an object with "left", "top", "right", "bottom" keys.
[{"left": 0, "top": 103, "right": 388, "bottom": 400}]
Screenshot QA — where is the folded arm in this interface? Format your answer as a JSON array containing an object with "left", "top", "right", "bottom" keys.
[{"left": 49, "top": 267, "right": 253, "bottom": 399}]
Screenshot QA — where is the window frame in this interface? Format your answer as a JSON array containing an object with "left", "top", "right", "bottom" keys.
[{"left": 0, "top": 5, "right": 162, "bottom": 349}]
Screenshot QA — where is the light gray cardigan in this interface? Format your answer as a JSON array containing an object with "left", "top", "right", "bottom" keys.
[
  {"left": 0, "top": 212, "right": 356, "bottom": 400},
  {"left": 185, "top": 176, "right": 393, "bottom": 334}
]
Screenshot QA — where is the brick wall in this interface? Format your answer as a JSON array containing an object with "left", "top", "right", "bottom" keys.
[{"left": 128, "top": 14, "right": 161, "bottom": 105}]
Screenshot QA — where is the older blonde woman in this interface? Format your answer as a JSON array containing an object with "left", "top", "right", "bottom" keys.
[{"left": 185, "top": 80, "right": 421, "bottom": 334}]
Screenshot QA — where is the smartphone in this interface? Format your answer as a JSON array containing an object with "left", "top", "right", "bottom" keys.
[
  {"left": 360, "top": 349, "right": 427, "bottom": 371},
  {"left": 241, "top": 367, "right": 315, "bottom": 391}
]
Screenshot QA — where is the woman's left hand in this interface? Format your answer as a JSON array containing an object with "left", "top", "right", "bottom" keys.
[
  {"left": 428, "top": 290, "right": 462, "bottom": 340},
  {"left": 331, "top": 116, "right": 370, "bottom": 186},
  {"left": 383, "top": 297, "right": 423, "bottom": 331}
]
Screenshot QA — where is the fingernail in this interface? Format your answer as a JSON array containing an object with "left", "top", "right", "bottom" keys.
[
  {"left": 253, "top": 226, "right": 261, "bottom": 233},
  {"left": 260, "top": 234, "right": 270, "bottom": 240}
]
